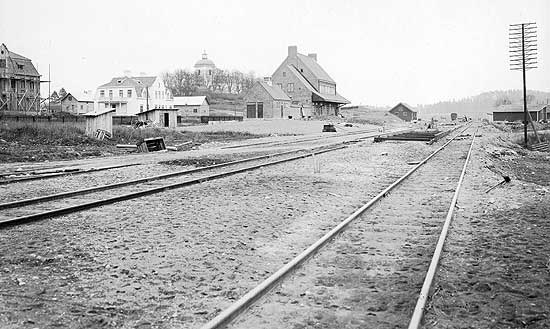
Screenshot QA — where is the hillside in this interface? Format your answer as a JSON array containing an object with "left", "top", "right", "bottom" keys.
[
  {"left": 416, "top": 90, "right": 550, "bottom": 119},
  {"left": 340, "top": 106, "right": 404, "bottom": 126}
]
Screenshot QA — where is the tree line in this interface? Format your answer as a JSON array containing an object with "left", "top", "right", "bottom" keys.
[{"left": 162, "top": 69, "right": 259, "bottom": 97}]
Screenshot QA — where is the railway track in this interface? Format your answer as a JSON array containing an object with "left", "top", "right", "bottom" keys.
[
  {"left": 0, "top": 128, "right": 400, "bottom": 228},
  {"left": 200, "top": 124, "right": 476, "bottom": 329},
  {"left": 221, "top": 128, "right": 384, "bottom": 149}
]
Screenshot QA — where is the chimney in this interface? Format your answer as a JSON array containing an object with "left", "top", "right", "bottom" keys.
[
  {"left": 308, "top": 53, "right": 317, "bottom": 61},
  {"left": 288, "top": 45, "right": 297, "bottom": 57},
  {"left": 263, "top": 77, "right": 272, "bottom": 86},
  {"left": 123, "top": 70, "right": 131, "bottom": 77}
]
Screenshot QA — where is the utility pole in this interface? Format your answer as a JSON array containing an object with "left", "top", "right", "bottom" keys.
[
  {"left": 509, "top": 22, "right": 537, "bottom": 146},
  {"left": 146, "top": 86, "right": 149, "bottom": 111},
  {"left": 48, "top": 64, "right": 51, "bottom": 113}
]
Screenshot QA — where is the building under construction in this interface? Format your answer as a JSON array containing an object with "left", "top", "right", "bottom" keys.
[{"left": 0, "top": 43, "right": 41, "bottom": 112}]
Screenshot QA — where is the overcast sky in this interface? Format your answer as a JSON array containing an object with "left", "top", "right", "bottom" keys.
[{"left": 1, "top": 0, "right": 548, "bottom": 106}]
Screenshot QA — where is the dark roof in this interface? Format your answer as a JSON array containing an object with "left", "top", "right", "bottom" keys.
[
  {"left": 493, "top": 104, "right": 546, "bottom": 113},
  {"left": 1, "top": 43, "right": 40, "bottom": 77},
  {"left": 59, "top": 92, "right": 94, "bottom": 103},
  {"left": 297, "top": 53, "right": 335, "bottom": 84},
  {"left": 137, "top": 107, "right": 178, "bottom": 115},
  {"left": 258, "top": 81, "right": 291, "bottom": 101},
  {"left": 389, "top": 102, "right": 416, "bottom": 113},
  {"left": 287, "top": 65, "right": 349, "bottom": 104},
  {"left": 83, "top": 109, "right": 116, "bottom": 117}
]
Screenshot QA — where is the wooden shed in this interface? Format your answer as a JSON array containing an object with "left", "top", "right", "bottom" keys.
[
  {"left": 492, "top": 105, "right": 548, "bottom": 122},
  {"left": 137, "top": 108, "right": 178, "bottom": 128},
  {"left": 84, "top": 109, "right": 115, "bottom": 138},
  {"left": 389, "top": 102, "right": 417, "bottom": 122}
]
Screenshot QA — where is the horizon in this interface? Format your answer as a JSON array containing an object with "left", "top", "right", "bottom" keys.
[{"left": 1, "top": 0, "right": 549, "bottom": 107}]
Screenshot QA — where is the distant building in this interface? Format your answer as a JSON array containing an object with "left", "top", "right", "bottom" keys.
[
  {"left": 194, "top": 51, "right": 216, "bottom": 86},
  {"left": 270, "top": 45, "right": 349, "bottom": 117},
  {"left": 173, "top": 95, "right": 210, "bottom": 124},
  {"left": 243, "top": 80, "right": 291, "bottom": 119},
  {"left": 52, "top": 91, "right": 94, "bottom": 114},
  {"left": 173, "top": 96, "right": 210, "bottom": 117},
  {"left": 492, "top": 104, "right": 548, "bottom": 122},
  {"left": 0, "top": 43, "right": 41, "bottom": 112},
  {"left": 389, "top": 102, "right": 417, "bottom": 122},
  {"left": 94, "top": 75, "right": 173, "bottom": 116}
]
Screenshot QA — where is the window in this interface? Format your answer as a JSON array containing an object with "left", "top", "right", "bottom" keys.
[
  {"left": 140, "top": 104, "right": 144, "bottom": 112},
  {"left": 287, "top": 83, "right": 294, "bottom": 93},
  {"left": 193, "top": 108, "right": 198, "bottom": 113},
  {"left": 104, "top": 103, "right": 108, "bottom": 108},
  {"left": 20, "top": 81, "right": 25, "bottom": 89},
  {"left": 277, "top": 83, "right": 283, "bottom": 90},
  {"left": 68, "top": 96, "right": 73, "bottom": 101},
  {"left": 10, "top": 79, "right": 16, "bottom": 89},
  {"left": 17, "top": 64, "right": 24, "bottom": 70},
  {"left": 197, "top": 69, "right": 200, "bottom": 75},
  {"left": 0, "top": 59, "right": 5, "bottom": 68},
  {"left": 127, "top": 90, "right": 132, "bottom": 97},
  {"left": 109, "top": 90, "right": 113, "bottom": 98},
  {"left": 119, "top": 90, "right": 123, "bottom": 97},
  {"left": 80, "top": 105, "right": 83, "bottom": 110},
  {"left": 29, "top": 81, "right": 34, "bottom": 90},
  {"left": 100, "top": 90, "right": 105, "bottom": 97},
  {"left": 282, "top": 71, "right": 286, "bottom": 77},
  {"left": 209, "top": 70, "right": 212, "bottom": 76}
]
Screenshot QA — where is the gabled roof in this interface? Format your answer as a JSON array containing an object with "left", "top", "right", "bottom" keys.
[
  {"left": 258, "top": 81, "right": 291, "bottom": 101},
  {"left": 173, "top": 95, "right": 209, "bottom": 106},
  {"left": 98, "top": 76, "right": 158, "bottom": 95},
  {"left": 59, "top": 92, "right": 94, "bottom": 103},
  {"left": 390, "top": 102, "right": 416, "bottom": 113},
  {"left": 493, "top": 104, "right": 546, "bottom": 113},
  {"left": 297, "top": 53, "right": 335, "bottom": 84},
  {"left": 287, "top": 65, "right": 349, "bottom": 104},
  {"left": 1, "top": 43, "right": 40, "bottom": 77}
]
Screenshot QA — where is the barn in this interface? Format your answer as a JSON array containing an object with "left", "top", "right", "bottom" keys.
[
  {"left": 492, "top": 105, "right": 548, "bottom": 122},
  {"left": 389, "top": 103, "right": 417, "bottom": 122}
]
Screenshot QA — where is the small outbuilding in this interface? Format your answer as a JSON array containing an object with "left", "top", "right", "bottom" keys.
[
  {"left": 492, "top": 104, "right": 548, "bottom": 122},
  {"left": 243, "top": 81, "right": 291, "bottom": 119},
  {"left": 173, "top": 96, "right": 210, "bottom": 124},
  {"left": 137, "top": 107, "right": 178, "bottom": 128},
  {"left": 84, "top": 108, "right": 115, "bottom": 138},
  {"left": 389, "top": 102, "right": 417, "bottom": 122}
]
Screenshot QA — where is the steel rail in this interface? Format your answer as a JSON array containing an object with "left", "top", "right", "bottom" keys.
[
  {"left": 0, "top": 145, "right": 349, "bottom": 228},
  {"left": 407, "top": 127, "right": 477, "bottom": 329},
  {"left": 198, "top": 124, "right": 472, "bottom": 329},
  {"left": 0, "top": 128, "right": 391, "bottom": 211},
  {"left": 0, "top": 149, "right": 299, "bottom": 210},
  {"left": 0, "top": 163, "right": 141, "bottom": 185},
  {"left": 221, "top": 128, "right": 382, "bottom": 149}
]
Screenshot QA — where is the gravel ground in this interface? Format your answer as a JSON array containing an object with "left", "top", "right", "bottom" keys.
[
  {"left": 229, "top": 127, "right": 476, "bottom": 329},
  {"left": 2, "top": 123, "right": 545, "bottom": 329},
  {"left": 0, "top": 135, "right": 433, "bottom": 328},
  {"left": 423, "top": 125, "right": 550, "bottom": 328}
]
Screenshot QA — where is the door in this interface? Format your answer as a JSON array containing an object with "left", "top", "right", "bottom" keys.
[
  {"left": 247, "top": 104, "right": 256, "bottom": 118},
  {"left": 164, "top": 113, "right": 169, "bottom": 127},
  {"left": 257, "top": 103, "right": 263, "bottom": 118}
]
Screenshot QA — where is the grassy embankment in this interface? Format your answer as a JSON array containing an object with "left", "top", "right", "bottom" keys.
[{"left": 0, "top": 121, "right": 263, "bottom": 162}]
